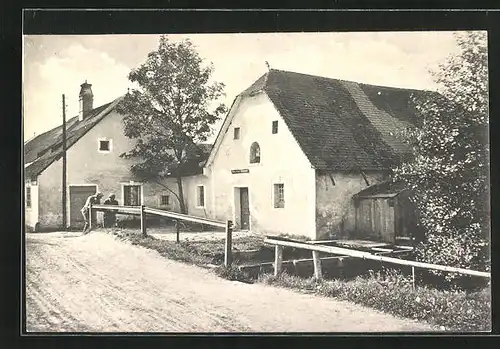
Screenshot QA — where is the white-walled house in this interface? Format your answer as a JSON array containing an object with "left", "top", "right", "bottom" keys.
[
  {"left": 199, "top": 69, "right": 427, "bottom": 240},
  {"left": 24, "top": 82, "right": 207, "bottom": 231}
]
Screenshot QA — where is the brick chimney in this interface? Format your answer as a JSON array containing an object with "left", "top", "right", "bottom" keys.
[{"left": 79, "top": 80, "right": 94, "bottom": 121}]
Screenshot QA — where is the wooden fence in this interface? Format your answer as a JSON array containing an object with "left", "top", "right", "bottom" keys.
[
  {"left": 90, "top": 203, "right": 234, "bottom": 266},
  {"left": 264, "top": 236, "right": 490, "bottom": 287}
]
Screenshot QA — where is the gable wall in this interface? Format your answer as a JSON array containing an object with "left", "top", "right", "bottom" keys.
[
  {"left": 37, "top": 110, "right": 183, "bottom": 229},
  {"left": 206, "top": 93, "right": 317, "bottom": 239}
]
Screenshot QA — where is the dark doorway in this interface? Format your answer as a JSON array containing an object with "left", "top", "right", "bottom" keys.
[{"left": 240, "top": 187, "right": 250, "bottom": 230}]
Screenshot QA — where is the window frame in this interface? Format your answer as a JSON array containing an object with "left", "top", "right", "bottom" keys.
[
  {"left": 273, "top": 183, "right": 285, "bottom": 209},
  {"left": 26, "top": 186, "right": 32, "bottom": 208},
  {"left": 196, "top": 185, "right": 205, "bottom": 208},
  {"left": 272, "top": 120, "right": 278, "bottom": 134},
  {"left": 121, "top": 183, "right": 143, "bottom": 206},
  {"left": 97, "top": 138, "right": 112, "bottom": 153},
  {"left": 160, "top": 194, "right": 170, "bottom": 206},
  {"left": 249, "top": 142, "right": 261, "bottom": 164},
  {"left": 233, "top": 127, "right": 240, "bottom": 140}
]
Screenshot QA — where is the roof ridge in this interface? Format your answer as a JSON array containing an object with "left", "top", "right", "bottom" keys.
[
  {"left": 24, "top": 99, "right": 118, "bottom": 147},
  {"left": 268, "top": 68, "right": 430, "bottom": 93}
]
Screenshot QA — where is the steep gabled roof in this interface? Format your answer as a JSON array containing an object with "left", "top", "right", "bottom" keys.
[
  {"left": 24, "top": 98, "right": 122, "bottom": 179},
  {"left": 210, "top": 69, "right": 435, "bottom": 171}
]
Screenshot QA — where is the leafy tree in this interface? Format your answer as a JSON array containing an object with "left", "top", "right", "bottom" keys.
[
  {"left": 393, "top": 31, "right": 489, "bottom": 286},
  {"left": 116, "top": 36, "right": 226, "bottom": 213}
]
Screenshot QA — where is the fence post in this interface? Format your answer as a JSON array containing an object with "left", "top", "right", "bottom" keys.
[
  {"left": 176, "top": 219, "right": 180, "bottom": 243},
  {"left": 88, "top": 202, "right": 93, "bottom": 231},
  {"left": 411, "top": 266, "right": 416, "bottom": 289},
  {"left": 140, "top": 205, "right": 147, "bottom": 236},
  {"left": 338, "top": 257, "right": 344, "bottom": 278},
  {"left": 274, "top": 245, "right": 283, "bottom": 276},
  {"left": 312, "top": 251, "right": 322, "bottom": 280},
  {"left": 224, "top": 220, "right": 233, "bottom": 267}
]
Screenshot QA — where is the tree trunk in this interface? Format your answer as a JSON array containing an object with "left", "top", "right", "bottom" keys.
[{"left": 176, "top": 175, "right": 187, "bottom": 214}]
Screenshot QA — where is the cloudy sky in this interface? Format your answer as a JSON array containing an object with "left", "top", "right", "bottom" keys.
[{"left": 23, "top": 31, "right": 465, "bottom": 141}]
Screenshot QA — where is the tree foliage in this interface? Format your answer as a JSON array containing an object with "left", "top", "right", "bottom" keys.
[
  {"left": 116, "top": 36, "right": 227, "bottom": 213},
  {"left": 393, "top": 31, "right": 490, "bottom": 284}
]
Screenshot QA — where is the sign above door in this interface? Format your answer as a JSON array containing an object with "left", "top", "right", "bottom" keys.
[{"left": 231, "top": 169, "right": 250, "bottom": 174}]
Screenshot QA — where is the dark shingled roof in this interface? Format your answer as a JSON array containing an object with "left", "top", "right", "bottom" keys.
[
  {"left": 24, "top": 99, "right": 121, "bottom": 179},
  {"left": 240, "top": 69, "right": 432, "bottom": 171}
]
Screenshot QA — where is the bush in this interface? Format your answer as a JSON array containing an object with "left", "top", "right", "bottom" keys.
[
  {"left": 260, "top": 269, "right": 491, "bottom": 332},
  {"left": 215, "top": 265, "right": 253, "bottom": 283}
]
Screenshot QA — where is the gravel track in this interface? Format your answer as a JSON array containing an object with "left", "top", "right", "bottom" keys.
[{"left": 25, "top": 231, "right": 436, "bottom": 333}]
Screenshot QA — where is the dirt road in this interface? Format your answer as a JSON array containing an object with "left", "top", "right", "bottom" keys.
[{"left": 25, "top": 231, "right": 436, "bottom": 332}]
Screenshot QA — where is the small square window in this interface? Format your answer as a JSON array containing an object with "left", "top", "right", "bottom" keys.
[
  {"left": 272, "top": 120, "right": 278, "bottom": 134},
  {"left": 234, "top": 127, "right": 240, "bottom": 140},
  {"left": 274, "top": 183, "right": 284, "bottom": 208},
  {"left": 160, "top": 195, "right": 170, "bottom": 205},
  {"left": 99, "top": 140, "right": 110, "bottom": 151}
]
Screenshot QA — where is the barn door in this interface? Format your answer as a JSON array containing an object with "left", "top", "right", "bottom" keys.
[
  {"left": 373, "top": 199, "right": 394, "bottom": 243},
  {"left": 356, "top": 198, "right": 394, "bottom": 243},
  {"left": 69, "top": 185, "right": 97, "bottom": 228},
  {"left": 355, "top": 199, "right": 372, "bottom": 239}
]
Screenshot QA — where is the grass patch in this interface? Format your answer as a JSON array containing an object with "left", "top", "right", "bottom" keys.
[
  {"left": 215, "top": 265, "right": 253, "bottom": 283},
  {"left": 108, "top": 229, "right": 213, "bottom": 265},
  {"left": 274, "top": 233, "right": 311, "bottom": 242},
  {"left": 259, "top": 270, "right": 491, "bottom": 332},
  {"left": 105, "top": 228, "right": 267, "bottom": 267}
]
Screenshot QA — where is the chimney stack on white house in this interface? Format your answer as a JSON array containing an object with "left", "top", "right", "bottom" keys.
[{"left": 78, "top": 80, "right": 94, "bottom": 121}]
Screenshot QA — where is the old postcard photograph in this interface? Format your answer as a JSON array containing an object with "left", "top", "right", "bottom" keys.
[{"left": 23, "top": 29, "right": 491, "bottom": 333}]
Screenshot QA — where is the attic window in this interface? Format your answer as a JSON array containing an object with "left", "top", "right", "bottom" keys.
[
  {"left": 249, "top": 142, "right": 261, "bottom": 164},
  {"left": 98, "top": 138, "right": 112, "bottom": 153},
  {"left": 272, "top": 120, "right": 278, "bottom": 134},
  {"left": 234, "top": 127, "right": 240, "bottom": 140}
]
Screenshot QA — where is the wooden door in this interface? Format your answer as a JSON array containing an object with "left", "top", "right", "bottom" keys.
[
  {"left": 355, "top": 199, "right": 372, "bottom": 238},
  {"left": 240, "top": 188, "right": 250, "bottom": 230},
  {"left": 70, "top": 185, "right": 97, "bottom": 228}
]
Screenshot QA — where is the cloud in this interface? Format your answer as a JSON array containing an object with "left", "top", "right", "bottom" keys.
[{"left": 24, "top": 43, "right": 132, "bottom": 139}]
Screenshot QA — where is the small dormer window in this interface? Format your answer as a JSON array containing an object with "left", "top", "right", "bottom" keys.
[
  {"left": 250, "top": 142, "right": 260, "bottom": 164},
  {"left": 98, "top": 138, "right": 112, "bottom": 153}
]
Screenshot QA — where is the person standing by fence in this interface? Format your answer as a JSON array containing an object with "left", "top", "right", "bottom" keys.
[
  {"left": 103, "top": 193, "right": 119, "bottom": 228},
  {"left": 81, "top": 192, "right": 103, "bottom": 234}
]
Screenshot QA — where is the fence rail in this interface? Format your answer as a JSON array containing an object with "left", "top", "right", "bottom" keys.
[
  {"left": 264, "top": 236, "right": 490, "bottom": 282},
  {"left": 90, "top": 203, "right": 233, "bottom": 266}
]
